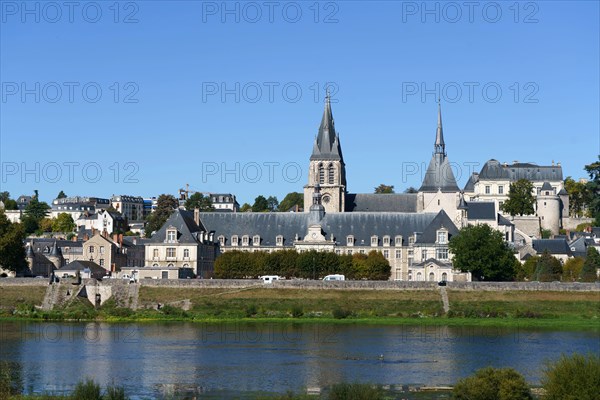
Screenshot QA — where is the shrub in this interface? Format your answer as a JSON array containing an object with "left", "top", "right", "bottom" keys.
[
  {"left": 452, "top": 367, "right": 532, "bottom": 400},
  {"left": 71, "top": 379, "right": 102, "bottom": 400},
  {"left": 290, "top": 305, "right": 303, "bottom": 318},
  {"left": 245, "top": 304, "right": 258, "bottom": 317},
  {"left": 328, "top": 383, "right": 385, "bottom": 400},
  {"left": 332, "top": 308, "right": 353, "bottom": 319},
  {"left": 104, "top": 384, "right": 129, "bottom": 400},
  {"left": 541, "top": 353, "right": 600, "bottom": 400}
]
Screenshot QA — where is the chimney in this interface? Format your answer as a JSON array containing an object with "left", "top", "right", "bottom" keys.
[
  {"left": 91, "top": 227, "right": 96, "bottom": 236},
  {"left": 119, "top": 234, "right": 123, "bottom": 246},
  {"left": 72, "top": 235, "right": 77, "bottom": 242},
  {"left": 194, "top": 208, "right": 200, "bottom": 226},
  {"left": 83, "top": 233, "right": 89, "bottom": 241},
  {"left": 113, "top": 233, "right": 118, "bottom": 243}
]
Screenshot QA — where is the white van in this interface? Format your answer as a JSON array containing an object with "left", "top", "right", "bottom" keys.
[
  {"left": 323, "top": 274, "right": 345, "bottom": 281},
  {"left": 261, "top": 275, "right": 280, "bottom": 284}
]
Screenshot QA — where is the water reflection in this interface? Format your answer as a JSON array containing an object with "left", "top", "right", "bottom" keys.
[{"left": 0, "top": 321, "right": 598, "bottom": 398}]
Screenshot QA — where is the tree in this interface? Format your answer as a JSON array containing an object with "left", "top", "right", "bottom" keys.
[
  {"left": 0, "top": 209, "right": 27, "bottom": 274},
  {"left": 584, "top": 157, "right": 600, "bottom": 226},
  {"left": 0, "top": 192, "right": 9, "bottom": 203},
  {"left": 2, "top": 199, "right": 18, "bottom": 210},
  {"left": 39, "top": 217, "right": 54, "bottom": 233},
  {"left": 515, "top": 256, "right": 538, "bottom": 281},
  {"left": 374, "top": 184, "right": 395, "bottom": 194},
  {"left": 52, "top": 213, "right": 75, "bottom": 232},
  {"left": 56, "top": 190, "right": 67, "bottom": 199},
  {"left": 23, "top": 190, "right": 50, "bottom": 221},
  {"left": 252, "top": 195, "right": 269, "bottom": 212},
  {"left": 564, "top": 177, "right": 590, "bottom": 218},
  {"left": 448, "top": 224, "right": 519, "bottom": 281},
  {"left": 240, "top": 203, "right": 252, "bottom": 212},
  {"left": 144, "top": 194, "right": 178, "bottom": 238},
  {"left": 278, "top": 192, "right": 304, "bottom": 212},
  {"left": 184, "top": 193, "right": 214, "bottom": 211},
  {"left": 534, "top": 251, "right": 563, "bottom": 281},
  {"left": 404, "top": 187, "right": 418, "bottom": 194},
  {"left": 562, "top": 257, "right": 585, "bottom": 282},
  {"left": 364, "top": 251, "right": 391, "bottom": 280},
  {"left": 266, "top": 196, "right": 279, "bottom": 212},
  {"left": 541, "top": 353, "right": 600, "bottom": 400},
  {"left": 501, "top": 179, "right": 535, "bottom": 216},
  {"left": 453, "top": 367, "right": 533, "bottom": 400},
  {"left": 580, "top": 247, "right": 599, "bottom": 282}
]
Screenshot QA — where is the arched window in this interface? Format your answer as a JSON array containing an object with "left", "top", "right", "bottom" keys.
[
  {"left": 416, "top": 272, "right": 422, "bottom": 281},
  {"left": 183, "top": 249, "right": 190, "bottom": 258},
  {"left": 328, "top": 163, "right": 335, "bottom": 184},
  {"left": 318, "top": 163, "right": 325, "bottom": 184},
  {"left": 429, "top": 272, "right": 435, "bottom": 281},
  {"left": 442, "top": 272, "right": 448, "bottom": 282},
  {"left": 167, "top": 263, "right": 174, "bottom": 267}
]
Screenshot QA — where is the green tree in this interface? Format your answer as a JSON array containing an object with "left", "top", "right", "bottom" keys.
[
  {"left": 2, "top": 199, "right": 18, "bottom": 210},
  {"left": 374, "top": 184, "right": 395, "bottom": 194},
  {"left": 448, "top": 224, "right": 519, "bottom": 281},
  {"left": 562, "top": 257, "right": 585, "bottom": 282},
  {"left": 0, "top": 192, "right": 9, "bottom": 203},
  {"left": 39, "top": 217, "right": 54, "bottom": 233},
  {"left": 364, "top": 251, "right": 391, "bottom": 280},
  {"left": 56, "top": 190, "right": 67, "bottom": 199},
  {"left": 252, "top": 195, "right": 269, "bottom": 212},
  {"left": 501, "top": 179, "right": 535, "bottom": 216},
  {"left": 580, "top": 247, "right": 599, "bottom": 282},
  {"left": 144, "top": 194, "right": 178, "bottom": 238},
  {"left": 184, "top": 193, "right": 214, "bottom": 211},
  {"left": 0, "top": 209, "right": 27, "bottom": 274},
  {"left": 240, "top": 203, "right": 252, "bottom": 212},
  {"left": 278, "top": 192, "right": 304, "bottom": 212},
  {"left": 542, "top": 353, "right": 600, "bottom": 400},
  {"left": 20, "top": 215, "right": 39, "bottom": 234},
  {"left": 452, "top": 367, "right": 533, "bottom": 400},
  {"left": 534, "top": 250, "right": 562, "bottom": 282},
  {"left": 23, "top": 190, "right": 50, "bottom": 221},
  {"left": 404, "top": 187, "right": 418, "bottom": 194},
  {"left": 584, "top": 157, "right": 600, "bottom": 226},
  {"left": 564, "top": 177, "right": 590, "bottom": 218},
  {"left": 52, "top": 213, "right": 75, "bottom": 232},
  {"left": 266, "top": 196, "right": 279, "bottom": 212},
  {"left": 516, "top": 256, "right": 538, "bottom": 281}
]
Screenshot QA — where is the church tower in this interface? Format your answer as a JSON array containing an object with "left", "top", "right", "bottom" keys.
[
  {"left": 418, "top": 101, "right": 460, "bottom": 214},
  {"left": 304, "top": 92, "right": 347, "bottom": 213}
]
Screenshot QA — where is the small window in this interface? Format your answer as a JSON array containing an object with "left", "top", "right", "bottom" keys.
[
  {"left": 89, "top": 246, "right": 94, "bottom": 253},
  {"left": 153, "top": 249, "right": 158, "bottom": 258},
  {"left": 318, "top": 163, "right": 325, "bottom": 184},
  {"left": 183, "top": 249, "right": 190, "bottom": 258},
  {"left": 421, "top": 249, "right": 427, "bottom": 260},
  {"left": 383, "top": 236, "right": 390, "bottom": 246},
  {"left": 347, "top": 249, "right": 353, "bottom": 255},
  {"left": 371, "top": 236, "right": 378, "bottom": 246},
  {"left": 383, "top": 250, "right": 389, "bottom": 258},
  {"left": 167, "top": 230, "right": 176, "bottom": 242},
  {"left": 485, "top": 185, "right": 491, "bottom": 194},
  {"left": 395, "top": 250, "right": 402, "bottom": 259},
  {"left": 276, "top": 235, "right": 283, "bottom": 246},
  {"left": 328, "top": 163, "right": 335, "bottom": 184},
  {"left": 242, "top": 235, "right": 249, "bottom": 246},
  {"left": 442, "top": 272, "right": 448, "bottom": 281},
  {"left": 99, "top": 246, "right": 105, "bottom": 254},
  {"left": 347, "top": 235, "right": 354, "bottom": 246},
  {"left": 395, "top": 236, "right": 402, "bottom": 246},
  {"left": 232, "top": 235, "right": 239, "bottom": 246},
  {"left": 409, "top": 236, "right": 415, "bottom": 246},
  {"left": 218, "top": 235, "right": 225, "bottom": 246},
  {"left": 99, "top": 259, "right": 104, "bottom": 267},
  {"left": 166, "top": 248, "right": 176, "bottom": 258},
  {"left": 253, "top": 235, "right": 260, "bottom": 246},
  {"left": 437, "top": 230, "right": 447, "bottom": 244},
  {"left": 498, "top": 185, "right": 504, "bottom": 194}
]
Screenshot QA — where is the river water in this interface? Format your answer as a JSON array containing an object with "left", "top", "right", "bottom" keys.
[{"left": 1, "top": 321, "right": 598, "bottom": 398}]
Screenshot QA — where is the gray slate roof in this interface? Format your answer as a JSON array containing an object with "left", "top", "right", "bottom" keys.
[
  {"left": 476, "top": 159, "right": 563, "bottom": 182},
  {"left": 568, "top": 236, "right": 588, "bottom": 258},
  {"left": 345, "top": 193, "right": 418, "bottom": 212},
  {"left": 541, "top": 182, "right": 553, "bottom": 191},
  {"left": 149, "top": 209, "right": 207, "bottom": 244},
  {"left": 200, "top": 210, "right": 450, "bottom": 247},
  {"left": 532, "top": 239, "right": 572, "bottom": 255},
  {"left": 414, "top": 210, "right": 459, "bottom": 244},
  {"left": 466, "top": 202, "right": 496, "bottom": 220},
  {"left": 310, "top": 95, "right": 344, "bottom": 162},
  {"left": 419, "top": 153, "right": 460, "bottom": 192}
]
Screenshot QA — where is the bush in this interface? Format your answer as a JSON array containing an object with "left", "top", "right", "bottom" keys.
[
  {"left": 541, "top": 353, "right": 600, "bottom": 400},
  {"left": 332, "top": 308, "right": 353, "bottom": 319},
  {"left": 452, "top": 367, "right": 532, "bottom": 400},
  {"left": 71, "top": 379, "right": 102, "bottom": 400},
  {"left": 328, "top": 383, "right": 385, "bottom": 400},
  {"left": 290, "top": 305, "right": 303, "bottom": 318},
  {"left": 104, "top": 384, "right": 129, "bottom": 400},
  {"left": 245, "top": 304, "right": 258, "bottom": 317}
]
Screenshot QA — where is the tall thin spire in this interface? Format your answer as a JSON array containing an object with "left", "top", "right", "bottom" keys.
[
  {"left": 434, "top": 99, "right": 446, "bottom": 155},
  {"left": 310, "top": 89, "right": 343, "bottom": 161}
]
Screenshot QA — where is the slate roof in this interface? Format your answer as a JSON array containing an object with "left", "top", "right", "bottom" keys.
[
  {"left": 568, "top": 236, "right": 588, "bottom": 258},
  {"left": 463, "top": 174, "right": 478, "bottom": 192},
  {"left": 497, "top": 214, "right": 513, "bottom": 226},
  {"left": 412, "top": 258, "right": 453, "bottom": 268},
  {"left": 532, "top": 239, "right": 572, "bottom": 255},
  {"left": 59, "top": 260, "right": 104, "bottom": 272},
  {"left": 27, "top": 239, "right": 82, "bottom": 254},
  {"left": 149, "top": 209, "right": 207, "bottom": 244},
  {"left": 541, "top": 182, "right": 553, "bottom": 191},
  {"left": 477, "top": 159, "right": 563, "bottom": 182},
  {"left": 310, "top": 94, "right": 344, "bottom": 162},
  {"left": 419, "top": 153, "right": 460, "bottom": 192},
  {"left": 414, "top": 210, "right": 459, "bottom": 244},
  {"left": 345, "top": 193, "right": 418, "bottom": 212},
  {"left": 466, "top": 202, "right": 496, "bottom": 220},
  {"left": 199, "top": 210, "right": 450, "bottom": 247}
]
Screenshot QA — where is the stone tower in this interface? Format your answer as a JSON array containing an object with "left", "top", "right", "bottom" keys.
[
  {"left": 418, "top": 101, "right": 460, "bottom": 214},
  {"left": 304, "top": 92, "right": 347, "bottom": 213},
  {"left": 536, "top": 182, "right": 561, "bottom": 235},
  {"left": 47, "top": 240, "right": 63, "bottom": 271}
]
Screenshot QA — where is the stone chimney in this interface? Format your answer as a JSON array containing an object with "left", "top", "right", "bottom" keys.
[{"left": 194, "top": 208, "right": 200, "bottom": 226}]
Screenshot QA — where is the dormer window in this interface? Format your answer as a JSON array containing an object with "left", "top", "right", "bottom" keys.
[
  {"left": 242, "top": 235, "right": 249, "bottom": 246},
  {"left": 383, "top": 235, "right": 390, "bottom": 246},
  {"left": 395, "top": 235, "right": 403, "bottom": 246},
  {"left": 436, "top": 229, "right": 448, "bottom": 244},
  {"left": 253, "top": 235, "right": 260, "bottom": 246},
  {"left": 347, "top": 235, "right": 354, "bottom": 246},
  {"left": 232, "top": 235, "right": 239, "bottom": 246},
  {"left": 371, "top": 235, "right": 378, "bottom": 247},
  {"left": 276, "top": 235, "right": 283, "bottom": 246},
  {"left": 409, "top": 236, "right": 415, "bottom": 246},
  {"left": 167, "top": 229, "right": 177, "bottom": 243},
  {"left": 218, "top": 235, "right": 225, "bottom": 246}
]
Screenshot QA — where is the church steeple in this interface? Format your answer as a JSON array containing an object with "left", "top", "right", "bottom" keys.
[
  {"left": 310, "top": 90, "right": 343, "bottom": 161},
  {"left": 434, "top": 99, "right": 446, "bottom": 155}
]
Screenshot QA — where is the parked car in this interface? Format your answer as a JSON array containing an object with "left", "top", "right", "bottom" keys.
[{"left": 323, "top": 274, "right": 345, "bottom": 281}]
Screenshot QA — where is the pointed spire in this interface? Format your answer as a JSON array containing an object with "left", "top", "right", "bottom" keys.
[
  {"left": 434, "top": 99, "right": 446, "bottom": 156},
  {"left": 49, "top": 240, "right": 61, "bottom": 257},
  {"left": 310, "top": 89, "right": 343, "bottom": 162}
]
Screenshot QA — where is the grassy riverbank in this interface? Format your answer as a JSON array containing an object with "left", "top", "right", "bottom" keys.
[{"left": 0, "top": 286, "right": 598, "bottom": 330}]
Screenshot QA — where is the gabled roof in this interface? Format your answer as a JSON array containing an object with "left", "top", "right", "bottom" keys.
[
  {"left": 463, "top": 173, "right": 479, "bottom": 192},
  {"left": 149, "top": 209, "right": 207, "bottom": 244},
  {"left": 541, "top": 182, "right": 553, "bottom": 191},
  {"left": 59, "top": 260, "right": 106, "bottom": 273},
  {"left": 419, "top": 153, "right": 460, "bottom": 192},
  {"left": 532, "top": 239, "right": 572, "bottom": 255},
  {"left": 412, "top": 258, "right": 453, "bottom": 268},
  {"left": 415, "top": 210, "right": 459, "bottom": 244},
  {"left": 498, "top": 214, "right": 513, "bottom": 226},
  {"left": 345, "top": 193, "right": 418, "bottom": 212}
]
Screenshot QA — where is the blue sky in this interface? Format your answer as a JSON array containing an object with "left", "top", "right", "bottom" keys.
[{"left": 1, "top": 0, "right": 599, "bottom": 205}]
